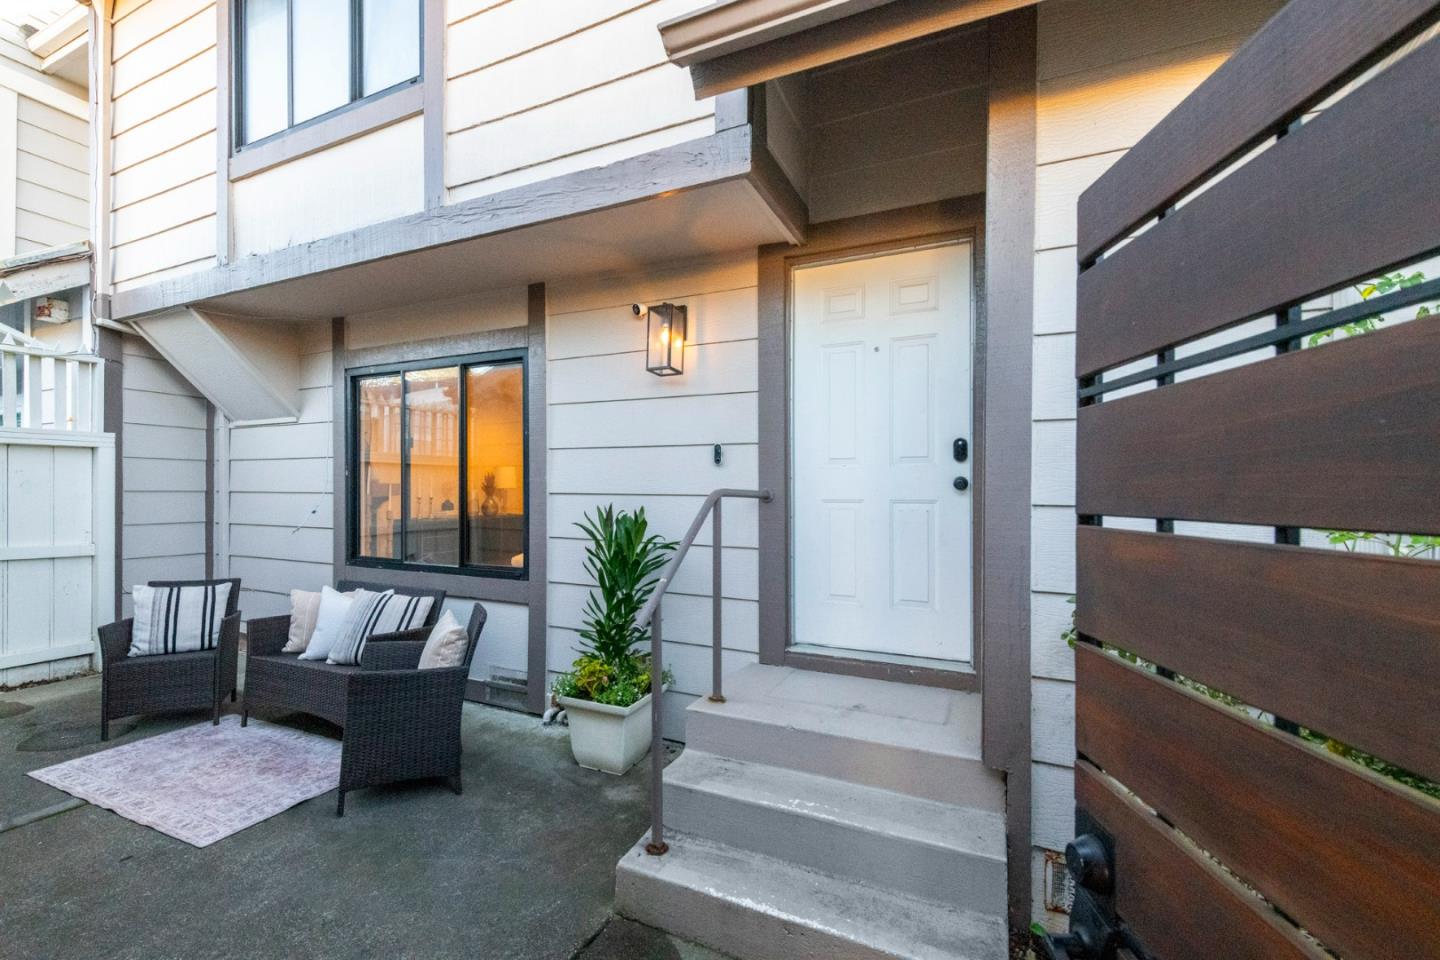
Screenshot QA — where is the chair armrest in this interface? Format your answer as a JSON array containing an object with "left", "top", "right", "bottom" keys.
[
  {"left": 360, "top": 640, "right": 426, "bottom": 671},
  {"left": 344, "top": 667, "right": 468, "bottom": 729},
  {"left": 97, "top": 619, "right": 133, "bottom": 667},
  {"left": 245, "top": 614, "right": 292, "bottom": 657},
  {"left": 367, "top": 626, "right": 431, "bottom": 644}
]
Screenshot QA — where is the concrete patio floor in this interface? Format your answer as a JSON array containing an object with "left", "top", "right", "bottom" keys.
[{"left": 0, "top": 674, "right": 728, "bottom": 960}]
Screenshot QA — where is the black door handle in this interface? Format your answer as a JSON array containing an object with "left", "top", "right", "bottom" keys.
[{"left": 953, "top": 476, "right": 970, "bottom": 492}]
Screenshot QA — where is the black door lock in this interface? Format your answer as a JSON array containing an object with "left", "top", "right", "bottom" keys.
[
  {"left": 953, "top": 437, "right": 968, "bottom": 462},
  {"left": 953, "top": 476, "right": 969, "bottom": 491}
]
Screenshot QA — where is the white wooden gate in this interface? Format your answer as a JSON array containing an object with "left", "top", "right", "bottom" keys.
[{"left": 1, "top": 330, "right": 114, "bottom": 687}]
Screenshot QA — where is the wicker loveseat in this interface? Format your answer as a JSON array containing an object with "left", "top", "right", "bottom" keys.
[
  {"left": 97, "top": 577, "right": 242, "bottom": 741},
  {"left": 242, "top": 580, "right": 487, "bottom": 813},
  {"left": 241, "top": 580, "right": 447, "bottom": 728}
]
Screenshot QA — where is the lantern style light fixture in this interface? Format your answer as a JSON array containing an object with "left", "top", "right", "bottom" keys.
[{"left": 639, "top": 302, "right": 687, "bottom": 376}]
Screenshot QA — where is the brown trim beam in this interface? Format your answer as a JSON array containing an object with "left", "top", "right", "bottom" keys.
[
  {"left": 423, "top": 0, "right": 445, "bottom": 210},
  {"left": 980, "top": 7, "right": 1036, "bottom": 939},
  {"left": 111, "top": 126, "right": 758, "bottom": 321},
  {"left": 686, "top": 0, "right": 1036, "bottom": 98},
  {"left": 215, "top": 0, "right": 232, "bottom": 263},
  {"left": 524, "top": 282, "right": 548, "bottom": 714}
]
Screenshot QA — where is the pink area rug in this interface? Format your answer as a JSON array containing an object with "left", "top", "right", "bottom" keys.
[{"left": 29, "top": 716, "right": 340, "bottom": 847}]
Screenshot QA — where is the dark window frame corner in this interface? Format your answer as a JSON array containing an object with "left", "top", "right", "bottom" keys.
[
  {"left": 344, "top": 346, "right": 532, "bottom": 585},
  {"left": 230, "top": 0, "right": 425, "bottom": 177}
]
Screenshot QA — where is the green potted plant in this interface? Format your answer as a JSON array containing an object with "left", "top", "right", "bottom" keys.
[{"left": 553, "top": 505, "right": 675, "bottom": 774}]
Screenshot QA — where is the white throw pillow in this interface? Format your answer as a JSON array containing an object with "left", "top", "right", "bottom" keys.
[
  {"left": 129, "top": 582, "right": 232, "bottom": 657},
  {"left": 418, "top": 609, "right": 469, "bottom": 669},
  {"left": 299, "top": 586, "right": 356, "bottom": 661},
  {"left": 283, "top": 590, "right": 323, "bottom": 653},
  {"left": 326, "top": 588, "right": 397, "bottom": 666}
]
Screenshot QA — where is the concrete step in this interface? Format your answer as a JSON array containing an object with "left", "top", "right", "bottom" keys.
[
  {"left": 666, "top": 750, "right": 1006, "bottom": 915},
  {"left": 616, "top": 831, "right": 1008, "bottom": 960},
  {"left": 686, "top": 664, "right": 1003, "bottom": 810}
]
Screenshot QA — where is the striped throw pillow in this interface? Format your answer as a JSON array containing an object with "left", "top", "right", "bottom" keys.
[
  {"left": 128, "top": 583, "right": 232, "bottom": 657},
  {"left": 370, "top": 593, "right": 434, "bottom": 637},
  {"left": 324, "top": 591, "right": 434, "bottom": 666}
]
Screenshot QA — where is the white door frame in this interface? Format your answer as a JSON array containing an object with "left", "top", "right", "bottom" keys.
[
  {"left": 754, "top": 205, "right": 986, "bottom": 693},
  {"left": 788, "top": 240, "right": 976, "bottom": 667}
]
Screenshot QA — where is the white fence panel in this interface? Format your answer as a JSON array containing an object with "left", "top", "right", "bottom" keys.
[{"left": 0, "top": 336, "right": 115, "bottom": 687}]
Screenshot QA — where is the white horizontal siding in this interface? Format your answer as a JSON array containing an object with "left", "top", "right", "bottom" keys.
[
  {"left": 222, "top": 322, "right": 333, "bottom": 619},
  {"left": 13, "top": 95, "right": 88, "bottom": 251},
  {"left": 121, "top": 335, "right": 209, "bottom": 612},
  {"left": 109, "top": 0, "right": 218, "bottom": 290},
  {"left": 231, "top": 117, "right": 424, "bottom": 257},
  {"left": 444, "top": 0, "right": 715, "bottom": 200},
  {"left": 546, "top": 252, "right": 758, "bottom": 739}
]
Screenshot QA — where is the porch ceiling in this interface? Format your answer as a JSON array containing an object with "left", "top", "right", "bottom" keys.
[{"left": 193, "top": 178, "right": 790, "bottom": 320}]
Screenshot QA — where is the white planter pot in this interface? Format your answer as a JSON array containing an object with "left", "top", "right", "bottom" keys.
[{"left": 559, "top": 690, "right": 657, "bottom": 775}]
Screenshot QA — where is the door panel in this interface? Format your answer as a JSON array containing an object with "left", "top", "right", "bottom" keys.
[{"left": 791, "top": 243, "right": 973, "bottom": 663}]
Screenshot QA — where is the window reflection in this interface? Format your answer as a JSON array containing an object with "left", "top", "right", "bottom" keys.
[
  {"left": 466, "top": 365, "right": 525, "bottom": 568},
  {"left": 356, "top": 375, "right": 402, "bottom": 559},
  {"left": 353, "top": 357, "right": 526, "bottom": 574},
  {"left": 403, "top": 367, "right": 460, "bottom": 565}
]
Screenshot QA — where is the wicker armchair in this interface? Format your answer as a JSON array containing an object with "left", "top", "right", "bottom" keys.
[
  {"left": 336, "top": 603, "right": 487, "bottom": 815},
  {"left": 97, "top": 577, "right": 242, "bottom": 741},
  {"left": 241, "top": 580, "right": 447, "bottom": 728}
]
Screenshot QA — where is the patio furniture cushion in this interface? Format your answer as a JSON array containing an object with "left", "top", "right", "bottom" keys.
[
  {"left": 284, "top": 589, "right": 324, "bottom": 653},
  {"left": 326, "top": 589, "right": 397, "bottom": 666},
  {"left": 418, "top": 609, "right": 468, "bottom": 669},
  {"left": 368, "top": 592, "right": 435, "bottom": 638},
  {"left": 299, "top": 586, "right": 358, "bottom": 661},
  {"left": 128, "top": 582, "right": 233, "bottom": 657}
]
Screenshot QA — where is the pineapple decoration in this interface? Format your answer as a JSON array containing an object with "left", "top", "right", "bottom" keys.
[{"left": 480, "top": 471, "right": 500, "bottom": 517}]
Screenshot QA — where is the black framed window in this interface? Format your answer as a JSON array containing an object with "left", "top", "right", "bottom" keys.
[
  {"left": 349, "top": 351, "right": 528, "bottom": 578},
  {"left": 237, "top": 0, "right": 422, "bottom": 146}
]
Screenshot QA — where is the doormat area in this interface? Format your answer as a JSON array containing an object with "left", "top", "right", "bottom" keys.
[{"left": 28, "top": 716, "right": 340, "bottom": 847}]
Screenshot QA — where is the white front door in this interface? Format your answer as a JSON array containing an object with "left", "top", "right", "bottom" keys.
[{"left": 791, "top": 243, "right": 974, "bottom": 663}]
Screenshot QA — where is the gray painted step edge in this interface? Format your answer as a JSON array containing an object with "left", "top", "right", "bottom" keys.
[
  {"left": 616, "top": 831, "right": 1008, "bottom": 960},
  {"left": 685, "top": 701, "right": 1004, "bottom": 809},
  {"left": 666, "top": 750, "right": 1006, "bottom": 914}
]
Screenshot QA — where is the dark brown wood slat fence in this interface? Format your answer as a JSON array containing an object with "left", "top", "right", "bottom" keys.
[
  {"left": 1077, "top": 527, "right": 1440, "bottom": 784},
  {"left": 1076, "top": 0, "right": 1440, "bottom": 269},
  {"left": 1077, "top": 24, "right": 1440, "bottom": 375},
  {"left": 1069, "top": 1, "right": 1440, "bottom": 957},
  {"left": 1077, "top": 315, "right": 1440, "bottom": 532},
  {"left": 1078, "top": 648, "right": 1440, "bottom": 960},
  {"left": 1074, "top": 763, "right": 1326, "bottom": 960}
]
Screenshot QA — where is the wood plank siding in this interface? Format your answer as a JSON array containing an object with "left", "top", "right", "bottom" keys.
[
  {"left": 444, "top": 0, "right": 718, "bottom": 201},
  {"left": 120, "top": 336, "right": 209, "bottom": 613},
  {"left": 1, "top": 3, "right": 89, "bottom": 258},
  {"left": 546, "top": 252, "right": 760, "bottom": 738},
  {"left": 222, "top": 320, "right": 334, "bottom": 619},
  {"left": 109, "top": 0, "right": 219, "bottom": 291}
]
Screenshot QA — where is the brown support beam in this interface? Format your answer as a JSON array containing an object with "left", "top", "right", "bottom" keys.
[
  {"left": 525, "top": 281, "right": 549, "bottom": 714},
  {"left": 980, "top": 6, "right": 1037, "bottom": 939}
]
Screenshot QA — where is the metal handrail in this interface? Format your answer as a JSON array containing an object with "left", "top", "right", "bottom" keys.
[{"left": 637, "top": 487, "right": 771, "bottom": 855}]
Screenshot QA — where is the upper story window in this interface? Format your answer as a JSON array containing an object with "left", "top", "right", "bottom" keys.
[
  {"left": 238, "top": 0, "right": 421, "bottom": 146},
  {"left": 349, "top": 353, "right": 529, "bottom": 578}
]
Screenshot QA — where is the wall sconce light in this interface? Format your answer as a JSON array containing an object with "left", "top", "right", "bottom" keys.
[{"left": 636, "top": 302, "right": 687, "bottom": 377}]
